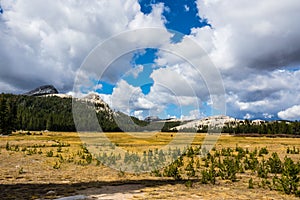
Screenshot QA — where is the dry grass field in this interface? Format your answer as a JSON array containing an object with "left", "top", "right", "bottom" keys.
[{"left": 0, "top": 131, "right": 299, "bottom": 199}]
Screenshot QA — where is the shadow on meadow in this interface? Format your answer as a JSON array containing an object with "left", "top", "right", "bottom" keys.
[{"left": 0, "top": 179, "right": 186, "bottom": 199}]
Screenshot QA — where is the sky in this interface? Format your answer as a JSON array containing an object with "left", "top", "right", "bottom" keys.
[{"left": 1, "top": 0, "right": 300, "bottom": 121}]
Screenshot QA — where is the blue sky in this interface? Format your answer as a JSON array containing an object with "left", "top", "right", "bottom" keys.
[
  {"left": 139, "top": 0, "right": 208, "bottom": 40},
  {"left": 1, "top": 0, "right": 300, "bottom": 120},
  {"left": 95, "top": 0, "right": 300, "bottom": 121},
  {"left": 93, "top": 1, "right": 213, "bottom": 120},
  {"left": 96, "top": 46, "right": 211, "bottom": 119}
]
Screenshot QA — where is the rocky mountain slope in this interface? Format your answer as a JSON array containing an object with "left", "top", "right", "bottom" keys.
[
  {"left": 171, "top": 115, "right": 236, "bottom": 131},
  {"left": 170, "top": 115, "right": 266, "bottom": 132},
  {"left": 23, "top": 85, "right": 59, "bottom": 96}
]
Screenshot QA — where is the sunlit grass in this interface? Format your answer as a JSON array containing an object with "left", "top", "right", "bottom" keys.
[{"left": 0, "top": 131, "right": 300, "bottom": 199}]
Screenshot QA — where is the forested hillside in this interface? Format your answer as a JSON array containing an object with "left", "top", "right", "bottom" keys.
[
  {"left": 0, "top": 93, "right": 122, "bottom": 134},
  {"left": 1, "top": 93, "right": 300, "bottom": 135}
]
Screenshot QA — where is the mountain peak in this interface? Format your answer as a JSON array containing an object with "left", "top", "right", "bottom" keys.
[{"left": 24, "top": 85, "right": 59, "bottom": 96}]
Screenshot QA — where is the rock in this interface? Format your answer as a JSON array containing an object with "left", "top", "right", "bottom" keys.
[
  {"left": 24, "top": 85, "right": 59, "bottom": 96},
  {"left": 54, "top": 195, "right": 87, "bottom": 200},
  {"left": 144, "top": 116, "right": 160, "bottom": 122},
  {"left": 46, "top": 190, "right": 56, "bottom": 195}
]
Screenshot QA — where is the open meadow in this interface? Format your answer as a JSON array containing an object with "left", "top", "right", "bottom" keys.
[{"left": 0, "top": 131, "right": 300, "bottom": 199}]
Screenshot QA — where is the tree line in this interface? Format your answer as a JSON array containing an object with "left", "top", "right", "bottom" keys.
[
  {"left": 0, "top": 93, "right": 180, "bottom": 134},
  {"left": 170, "top": 120, "right": 300, "bottom": 135},
  {"left": 0, "top": 93, "right": 124, "bottom": 134},
  {"left": 1, "top": 93, "right": 300, "bottom": 135},
  {"left": 222, "top": 119, "right": 300, "bottom": 135}
]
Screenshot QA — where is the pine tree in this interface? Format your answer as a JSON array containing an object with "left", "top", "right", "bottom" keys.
[
  {"left": 0, "top": 96, "right": 7, "bottom": 134},
  {"left": 46, "top": 115, "right": 53, "bottom": 131},
  {"left": 0, "top": 95, "right": 16, "bottom": 134}
]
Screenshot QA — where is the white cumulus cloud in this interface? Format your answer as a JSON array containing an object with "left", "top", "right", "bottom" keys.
[
  {"left": 0, "top": 0, "right": 166, "bottom": 93},
  {"left": 278, "top": 105, "right": 300, "bottom": 120}
]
